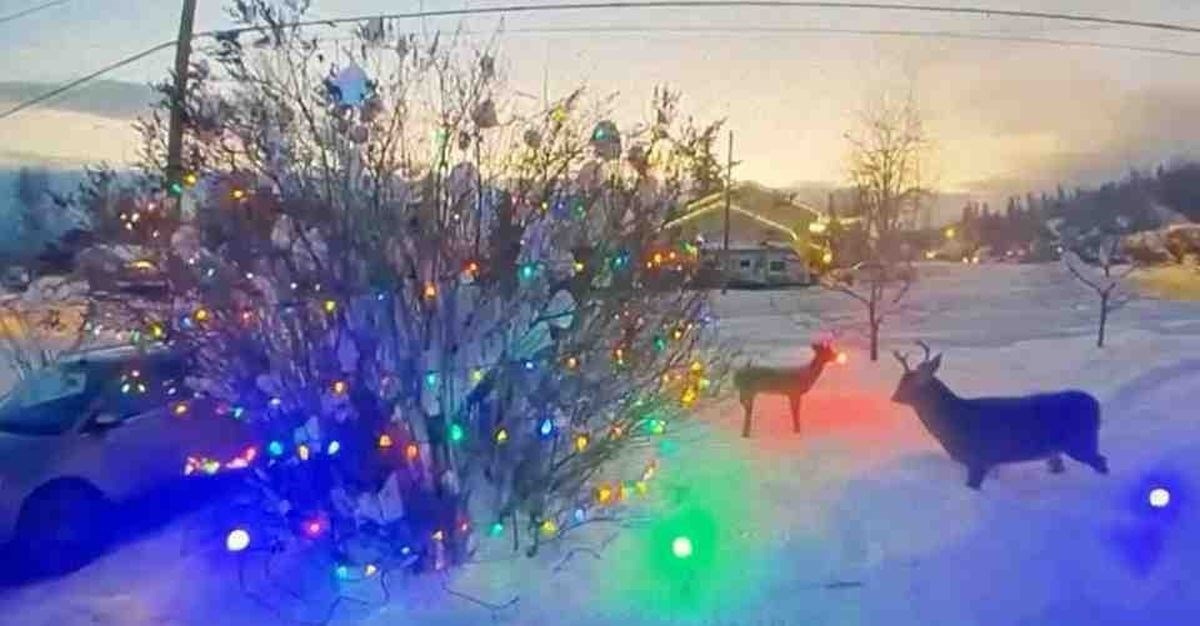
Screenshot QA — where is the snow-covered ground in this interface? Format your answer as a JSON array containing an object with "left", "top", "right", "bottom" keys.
[{"left": 1, "top": 262, "right": 1198, "bottom": 626}]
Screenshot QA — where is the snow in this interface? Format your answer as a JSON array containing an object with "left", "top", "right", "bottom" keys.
[{"left": 2, "top": 263, "right": 1199, "bottom": 626}]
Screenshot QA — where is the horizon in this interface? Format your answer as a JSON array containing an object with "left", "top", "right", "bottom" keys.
[{"left": 3, "top": 1, "right": 1200, "bottom": 210}]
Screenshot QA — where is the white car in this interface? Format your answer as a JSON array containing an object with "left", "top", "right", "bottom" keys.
[{"left": 0, "top": 345, "right": 251, "bottom": 574}]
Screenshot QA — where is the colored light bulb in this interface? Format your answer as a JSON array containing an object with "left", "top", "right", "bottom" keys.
[
  {"left": 538, "top": 417, "right": 555, "bottom": 438},
  {"left": 404, "top": 443, "right": 419, "bottom": 461},
  {"left": 327, "top": 440, "right": 341, "bottom": 455},
  {"left": 378, "top": 434, "right": 394, "bottom": 448},
  {"left": 225, "top": 528, "right": 251, "bottom": 553},
  {"left": 672, "top": 536, "right": 693, "bottom": 559},
  {"left": 495, "top": 428, "right": 509, "bottom": 444},
  {"left": 449, "top": 423, "right": 465, "bottom": 443},
  {"left": 268, "top": 441, "right": 284, "bottom": 457}
]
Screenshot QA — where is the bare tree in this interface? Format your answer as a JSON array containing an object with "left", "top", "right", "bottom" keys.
[
  {"left": 823, "top": 93, "right": 929, "bottom": 361},
  {"left": 1063, "top": 235, "right": 1136, "bottom": 348}
]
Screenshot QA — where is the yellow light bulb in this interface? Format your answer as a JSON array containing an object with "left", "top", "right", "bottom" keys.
[
  {"left": 378, "top": 434, "right": 394, "bottom": 448},
  {"left": 574, "top": 434, "right": 589, "bottom": 452},
  {"left": 495, "top": 428, "right": 509, "bottom": 444},
  {"left": 323, "top": 300, "right": 337, "bottom": 314}
]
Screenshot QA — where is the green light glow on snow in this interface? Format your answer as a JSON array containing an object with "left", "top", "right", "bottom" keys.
[{"left": 597, "top": 433, "right": 769, "bottom": 620}]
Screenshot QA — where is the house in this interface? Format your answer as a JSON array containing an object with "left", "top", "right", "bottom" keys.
[{"left": 665, "top": 183, "right": 834, "bottom": 284}]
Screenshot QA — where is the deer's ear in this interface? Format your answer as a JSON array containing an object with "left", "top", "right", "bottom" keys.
[{"left": 928, "top": 354, "right": 943, "bottom": 374}]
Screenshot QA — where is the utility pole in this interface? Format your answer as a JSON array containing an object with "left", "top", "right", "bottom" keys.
[
  {"left": 166, "top": 0, "right": 198, "bottom": 219},
  {"left": 721, "top": 130, "right": 733, "bottom": 294}
]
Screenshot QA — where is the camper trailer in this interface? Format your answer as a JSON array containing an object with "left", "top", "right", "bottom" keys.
[{"left": 700, "top": 242, "right": 812, "bottom": 288}]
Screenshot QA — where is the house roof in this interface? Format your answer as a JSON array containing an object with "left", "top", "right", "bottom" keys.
[{"left": 665, "top": 183, "right": 827, "bottom": 242}]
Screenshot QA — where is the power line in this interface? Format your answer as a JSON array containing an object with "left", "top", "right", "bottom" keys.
[
  {"left": 454, "top": 24, "right": 1200, "bottom": 58},
  {"left": 6, "top": 1, "right": 1200, "bottom": 121},
  {"left": 0, "top": 41, "right": 175, "bottom": 120},
  {"left": 0, "top": 0, "right": 70, "bottom": 26},
  {"left": 193, "top": 2, "right": 1200, "bottom": 39}
]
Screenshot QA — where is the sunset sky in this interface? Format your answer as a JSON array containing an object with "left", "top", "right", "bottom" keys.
[{"left": 3, "top": 0, "right": 1200, "bottom": 204}]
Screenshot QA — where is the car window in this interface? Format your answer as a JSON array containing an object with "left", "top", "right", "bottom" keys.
[
  {"left": 100, "top": 355, "right": 190, "bottom": 418},
  {"left": 6, "top": 366, "right": 87, "bottom": 408},
  {"left": 0, "top": 366, "right": 96, "bottom": 436}
]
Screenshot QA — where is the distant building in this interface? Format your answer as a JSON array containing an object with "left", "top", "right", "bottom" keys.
[
  {"left": 698, "top": 241, "right": 812, "bottom": 287},
  {"left": 665, "top": 183, "right": 833, "bottom": 284}
]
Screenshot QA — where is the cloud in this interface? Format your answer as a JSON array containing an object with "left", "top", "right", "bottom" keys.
[{"left": 0, "top": 80, "right": 155, "bottom": 120}]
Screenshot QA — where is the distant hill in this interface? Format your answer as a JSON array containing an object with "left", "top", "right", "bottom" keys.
[{"left": 784, "top": 181, "right": 972, "bottom": 228}]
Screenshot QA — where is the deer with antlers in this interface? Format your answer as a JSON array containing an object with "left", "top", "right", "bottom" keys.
[
  {"left": 733, "top": 337, "right": 845, "bottom": 438},
  {"left": 891, "top": 341, "right": 1109, "bottom": 490}
]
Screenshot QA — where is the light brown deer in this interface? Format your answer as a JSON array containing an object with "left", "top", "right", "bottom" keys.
[{"left": 734, "top": 340, "right": 844, "bottom": 437}]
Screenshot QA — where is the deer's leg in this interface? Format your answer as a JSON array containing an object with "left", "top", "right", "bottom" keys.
[
  {"left": 740, "top": 393, "right": 754, "bottom": 438},
  {"left": 966, "top": 465, "right": 987, "bottom": 490},
  {"left": 1065, "top": 430, "right": 1109, "bottom": 475},
  {"left": 1047, "top": 454, "right": 1066, "bottom": 474},
  {"left": 789, "top": 395, "right": 803, "bottom": 434}
]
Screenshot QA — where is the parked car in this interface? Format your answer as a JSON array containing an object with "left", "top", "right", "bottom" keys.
[
  {"left": 76, "top": 245, "right": 169, "bottom": 299},
  {"left": 0, "top": 345, "right": 251, "bottom": 574}
]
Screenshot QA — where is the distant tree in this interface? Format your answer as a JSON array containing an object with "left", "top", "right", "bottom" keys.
[
  {"left": 1157, "top": 162, "right": 1200, "bottom": 222},
  {"left": 824, "top": 92, "right": 927, "bottom": 361},
  {"left": 13, "top": 167, "right": 51, "bottom": 252},
  {"left": 1064, "top": 235, "right": 1136, "bottom": 348}
]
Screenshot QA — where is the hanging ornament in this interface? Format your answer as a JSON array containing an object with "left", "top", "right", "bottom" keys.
[
  {"left": 590, "top": 120, "right": 621, "bottom": 161},
  {"left": 472, "top": 98, "right": 498, "bottom": 129},
  {"left": 577, "top": 161, "right": 602, "bottom": 192},
  {"left": 361, "top": 96, "right": 384, "bottom": 123},
  {"left": 458, "top": 131, "right": 473, "bottom": 151},
  {"left": 627, "top": 143, "right": 649, "bottom": 174},
  {"left": 523, "top": 129, "right": 542, "bottom": 149},
  {"left": 480, "top": 54, "right": 495, "bottom": 80},
  {"left": 325, "top": 62, "right": 373, "bottom": 107}
]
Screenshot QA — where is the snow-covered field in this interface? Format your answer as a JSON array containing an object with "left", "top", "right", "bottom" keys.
[{"left": 1, "top": 262, "right": 1198, "bottom": 626}]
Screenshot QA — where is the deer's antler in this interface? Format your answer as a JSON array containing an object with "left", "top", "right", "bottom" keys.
[
  {"left": 893, "top": 350, "right": 912, "bottom": 372},
  {"left": 915, "top": 340, "right": 932, "bottom": 363}
]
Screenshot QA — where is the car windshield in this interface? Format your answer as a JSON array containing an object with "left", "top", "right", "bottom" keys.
[{"left": 0, "top": 363, "right": 94, "bottom": 436}]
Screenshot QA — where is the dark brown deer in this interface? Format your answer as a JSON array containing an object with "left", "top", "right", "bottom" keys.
[
  {"left": 734, "top": 340, "right": 843, "bottom": 437},
  {"left": 891, "top": 341, "right": 1109, "bottom": 490}
]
